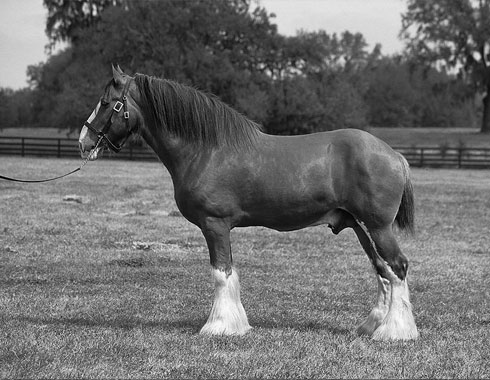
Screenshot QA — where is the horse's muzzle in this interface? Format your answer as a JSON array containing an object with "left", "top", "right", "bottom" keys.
[
  {"left": 79, "top": 125, "right": 103, "bottom": 160},
  {"left": 80, "top": 144, "right": 103, "bottom": 161}
]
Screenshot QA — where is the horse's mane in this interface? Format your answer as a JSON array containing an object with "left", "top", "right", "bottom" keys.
[{"left": 134, "top": 74, "right": 261, "bottom": 149}]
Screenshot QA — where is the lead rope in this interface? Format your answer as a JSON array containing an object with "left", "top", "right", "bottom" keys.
[
  {"left": 0, "top": 136, "right": 103, "bottom": 183},
  {"left": 79, "top": 135, "right": 104, "bottom": 169}
]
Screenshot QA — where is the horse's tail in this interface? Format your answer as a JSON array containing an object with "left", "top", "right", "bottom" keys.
[{"left": 395, "top": 153, "right": 415, "bottom": 235}]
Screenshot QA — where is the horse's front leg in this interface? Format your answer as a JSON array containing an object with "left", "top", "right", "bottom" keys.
[{"left": 199, "top": 218, "right": 251, "bottom": 336}]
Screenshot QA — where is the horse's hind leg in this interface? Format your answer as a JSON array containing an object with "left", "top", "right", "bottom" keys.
[
  {"left": 199, "top": 218, "right": 251, "bottom": 336},
  {"left": 354, "top": 224, "right": 418, "bottom": 340},
  {"left": 353, "top": 224, "right": 391, "bottom": 336},
  {"left": 369, "top": 227, "right": 418, "bottom": 340}
]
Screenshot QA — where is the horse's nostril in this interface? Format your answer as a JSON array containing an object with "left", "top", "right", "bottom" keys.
[{"left": 79, "top": 141, "right": 93, "bottom": 153}]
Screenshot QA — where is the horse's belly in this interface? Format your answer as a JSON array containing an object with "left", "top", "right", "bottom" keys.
[
  {"left": 236, "top": 190, "right": 336, "bottom": 231},
  {"left": 239, "top": 210, "right": 332, "bottom": 231},
  {"left": 232, "top": 155, "right": 341, "bottom": 230}
]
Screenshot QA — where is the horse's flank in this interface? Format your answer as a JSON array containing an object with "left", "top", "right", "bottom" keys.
[{"left": 134, "top": 74, "right": 261, "bottom": 150}]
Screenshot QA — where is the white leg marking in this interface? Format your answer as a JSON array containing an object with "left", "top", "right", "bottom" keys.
[
  {"left": 357, "top": 275, "right": 390, "bottom": 336},
  {"left": 200, "top": 267, "right": 252, "bottom": 336},
  {"left": 371, "top": 267, "right": 419, "bottom": 340}
]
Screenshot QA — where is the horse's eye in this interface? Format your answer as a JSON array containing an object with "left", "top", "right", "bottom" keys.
[{"left": 100, "top": 99, "right": 109, "bottom": 107}]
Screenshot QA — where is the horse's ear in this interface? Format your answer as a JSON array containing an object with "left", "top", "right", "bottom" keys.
[{"left": 111, "top": 64, "right": 124, "bottom": 85}]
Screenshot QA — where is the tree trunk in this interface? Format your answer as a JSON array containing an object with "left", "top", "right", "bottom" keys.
[{"left": 482, "top": 85, "right": 490, "bottom": 133}]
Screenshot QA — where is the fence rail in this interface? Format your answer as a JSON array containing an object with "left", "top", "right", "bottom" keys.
[
  {"left": 0, "top": 136, "right": 157, "bottom": 161},
  {"left": 394, "top": 146, "right": 490, "bottom": 168},
  {"left": 1, "top": 136, "right": 490, "bottom": 168}
]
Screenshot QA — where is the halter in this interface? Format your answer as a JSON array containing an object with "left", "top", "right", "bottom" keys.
[{"left": 83, "top": 79, "right": 133, "bottom": 153}]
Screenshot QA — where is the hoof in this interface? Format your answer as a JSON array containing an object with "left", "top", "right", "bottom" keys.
[
  {"left": 371, "top": 304, "right": 419, "bottom": 341},
  {"left": 200, "top": 321, "right": 252, "bottom": 336},
  {"left": 201, "top": 267, "right": 251, "bottom": 336},
  {"left": 356, "top": 310, "right": 385, "bottom": 337},
  {"left": 200, "top": 298, "right": 252, "bottom": 336},
  {"left": 371, "top": 323, "right": 419, "bottom": 341},
  {"left": 367, "top": 274, "right": 418, "bottom": 341},
  {"left": 357, "top": 275, "right": 390, "bottom": 337}
]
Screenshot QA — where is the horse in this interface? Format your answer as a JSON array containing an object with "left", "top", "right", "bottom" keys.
[{"left": 78, "top": 65, "right": 419, "bottom": 340}]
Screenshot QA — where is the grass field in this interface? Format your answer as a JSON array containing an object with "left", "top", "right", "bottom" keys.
[{"left": 1, "top": 157, "right": 489, "bottom": 379}]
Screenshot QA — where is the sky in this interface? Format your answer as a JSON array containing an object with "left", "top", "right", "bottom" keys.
[{"left": 0, "top": 0, "right": 406, "bottom": 90}]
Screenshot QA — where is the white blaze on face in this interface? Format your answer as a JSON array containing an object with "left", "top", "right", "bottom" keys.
[
  {"left": 88, "top": 101, "right": 101, "bottom": 123},
  {"left": 79, "top": 100, "right": 101, "bottom": 141},
  {"left": 79, "top": 101, "right": 102, "bottom": 159}
]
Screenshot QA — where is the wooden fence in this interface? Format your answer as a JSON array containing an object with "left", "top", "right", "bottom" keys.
[
  {"left": 0, "top": 136, "right": 157, "bottom": 161},
  {"left": 394, "top": 146, "right": 490, "bottom": 168},
  {"left": 1, "top": 136, "right": 490, "bottom": 168}
]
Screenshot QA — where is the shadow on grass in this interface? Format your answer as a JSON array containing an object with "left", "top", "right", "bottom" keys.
[
  {"left": 11, "top": 314, "right": 351, "bottom": 336},
  {"left": 12, "top": 314, "right": 204, "bottom": 334},
  {"left": 249, "top": 317, "right": 351, "bottom": 335}
]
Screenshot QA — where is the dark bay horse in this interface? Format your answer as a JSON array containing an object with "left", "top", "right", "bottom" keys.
[{"left": 79, "top": 66, "right": 419, "bottom": 340}]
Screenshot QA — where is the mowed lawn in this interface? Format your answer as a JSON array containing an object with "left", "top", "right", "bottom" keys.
[{"left": 0, "top": 156, "right": 489, "bottom": 379}]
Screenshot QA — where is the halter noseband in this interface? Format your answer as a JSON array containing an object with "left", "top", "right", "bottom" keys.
[{"left": 83, "top": 79, "right": 132, "bottom": 153}]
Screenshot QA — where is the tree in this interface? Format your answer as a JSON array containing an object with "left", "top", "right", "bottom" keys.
[
  {"left": 264, "top": 30, "right": 377, "bottom": 134},
  {"left": 0, "top": 88, "right": 19, "bottom": 128},
  {"left": 32, "top": 0, "right": 386, "bottom": 134},
  {"left": 32, "top": 0, "right": 280, "bottom": 130},
  {"left": 401, "top": 0, "right": 490, "bottom": 132},
  {"left": 43, "top": 0, "right": 126, "bottom": 48},
  {"left": 0, "top": 88, "right": 36, "bottom": 129}
]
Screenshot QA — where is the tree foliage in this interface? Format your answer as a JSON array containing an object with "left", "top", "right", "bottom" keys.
[
  {"left": 43, "top": 0, "right": 125, "bottom": 48},
  {"left": 401, "top": 0, "right": 490, "bottom": 132},
  {"left": 365, "top": 57, "right": 476, "bottom": 128},
  {"left": 0, "top": 0, "right": 479, "bottom": 134},
  {"left": 0, "top": 88, "right": 36, "bottom": 128}
]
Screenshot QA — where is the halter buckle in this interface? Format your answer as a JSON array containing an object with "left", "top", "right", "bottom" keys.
[
  {"left": 124, "top": 111, "right": 130, "bottom": 119},
  {"left": 113, "top": 101, "right": 124, "bottom": 113}
]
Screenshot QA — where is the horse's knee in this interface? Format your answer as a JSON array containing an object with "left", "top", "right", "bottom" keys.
[{"left": 201, "top": 219, "right": 233, "bottom": 276}]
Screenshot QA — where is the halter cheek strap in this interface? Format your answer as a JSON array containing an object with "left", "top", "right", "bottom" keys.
[{"left": 84, "top": 79, "right": 132, "bottom": 153}]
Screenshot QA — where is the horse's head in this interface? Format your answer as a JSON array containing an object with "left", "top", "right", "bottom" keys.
[{"left": 79, "top": 65, "right": 139, "bottom": 160}]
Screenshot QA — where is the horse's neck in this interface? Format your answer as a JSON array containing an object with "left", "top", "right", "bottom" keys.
[{"left": 141, "top": 126, "right": 207, "bottom": 180}]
